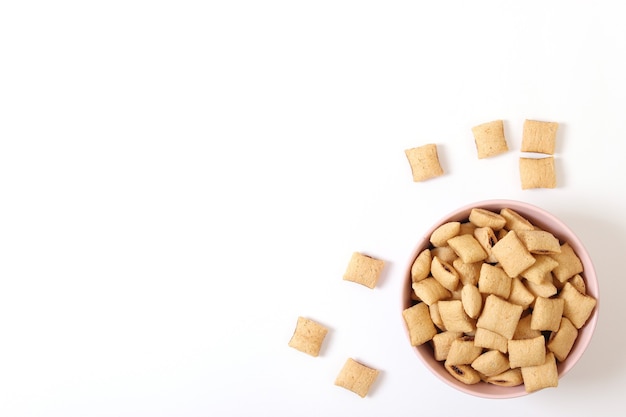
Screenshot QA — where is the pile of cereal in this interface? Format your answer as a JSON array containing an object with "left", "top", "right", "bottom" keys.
[{"left": 402, "top": 207, "right": 596, "bottom": 393}]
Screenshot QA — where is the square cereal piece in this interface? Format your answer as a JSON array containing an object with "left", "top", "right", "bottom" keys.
[
  {"left": 402, "top": 302, "right": 438, "bottom": 346},
  {"left": 508, "top": 277, "right": 536, "bottom": 309},
  {"left": 548, "top": 317, "right": 578, "bottom": 361},
  {"left": 520, "top": 156, "right": 557, "bottom": 189},
  {"left": 478, "top": 263, "right": 512, "bottom": 299},
  {"left": 343, "top": 252, "right": 385, "bottom": 289},
  {"left": 558, "top": 282, "right": 597, "bottom": 329},
  {"left": 530, "top": 296, "right": 564, "bottom": 332},
  {"left": 491, "top": 230, "right": 536, "bottom": 278},
  {"left": 404, "top": 144, "right": 444, "bottom": 182},
  {"left": 445, "top": 337, "right": 483, "bottom": 366},
  {"left": 513, "top": 314, "right": 542, "bottom": 340},
  {"left": 516, "top": 230, "right": 561, "bottom": 255},
  {"left": 508, "top": 335, "right": 546, "bottom": 368},
  {"left": 520, "top": 255, "right": 559, "bottom": 285},
  {"left": 412, "top": 278, "right": 451, "bottom": 306},
  {"left": 447, "top": 234, "right": 488, "bottom": 264},
  {"left": 334, "top": 358, "right": 379, "bottom": 398},
  {"left": 500, "top": 208, "right": 535, "bottom": 232},
  {"left": 521, "top": 352, "right": 559, "bottom": 393},
  {"left": 438, "top": 300, "right": 475, "bottom": 333},
  {"left": 471, "top": 350, "right": 510, "bottom": 377},
  {"left": 288, "top": 317, "right": 329, "bottom": 357},
  {"left": 550, "top": 242, "right": 583, "bottom": 283},
  {"left": 474, "top": 327, "right": 509, "bottom": 353},
  {"left": 476, "top": 294, "right": 523, "bottom": 340},
  {"left": 471, "top": 119, "right": 509, "bottom": 159},
  {"left": 521, "top": 119, "right": 558, "bottom": 155},
  {"left": 432, "top": 331, "right": 463, "bottom": 361}
]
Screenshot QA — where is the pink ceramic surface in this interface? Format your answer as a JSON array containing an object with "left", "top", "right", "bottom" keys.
[{"left": 402, "top": 200, "right": 599, "bottom": 399}]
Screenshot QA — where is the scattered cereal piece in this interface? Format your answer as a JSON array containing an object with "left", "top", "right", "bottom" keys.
[
  {"left": 471, "top": 120, "right": 509, "bottom": 159},
  {"left": 343, "top": 252, "right": 385, "bottom": 289},
  {"left": 404, "top": 144, "right": 444, "bottom": 182},
  {"left": 288, "top": 317, "right": 329, "bottom": 357},
  {"left": 520, "top": 156, "right": 557, "bottom": 189},
  {"left": 521, "top": 119, "right": 558, "bottom": 155},
  {"left": 334, "top": 358, "right": 379, "bottom": 398}
]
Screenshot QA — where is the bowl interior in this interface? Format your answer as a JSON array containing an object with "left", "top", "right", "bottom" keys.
[{"left": 402, "top": 200, "right": 599, "bottom": 399}]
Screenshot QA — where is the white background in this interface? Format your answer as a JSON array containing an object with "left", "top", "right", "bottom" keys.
[{"left": 1, "top": 1, "right": 625, "bottom": 416}]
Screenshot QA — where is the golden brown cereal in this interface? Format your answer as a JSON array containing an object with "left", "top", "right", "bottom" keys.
[
  {"left": 513, "top": 314, "right": 542, "bottom": 340},
  {"left": 403, "top": 302, "right": 438, "bottom": 346},
  {"left": 412, "top": 277, "right": 451, "bottom": 306},
  {"left": 472, "top": 120, "right": 509, "bottom": 159},
  {"left": 558, "top": 282, "right": 597, "bottom": 329},
  {"left": 508, "top": 277, "right": 536, "bottom": 309},
  {"left": 473, "top": 227, "right": 499, "bottom": 263},
  {"left": 430, "top": 222, "right": 461, "bottom": 247},
  {"left": 445, "top": 363, "right": 481, "bottom": 385},
  {"left": 520, "top": 255, "right": 559, "bottom": 285},
  {"left": 459, "top": 221, "right": 477, "bottom": 236},
  {"left": 551, "top": 243, "right": 584, "bottom": 283},
  {"left": 474, "top": 327, "right": 509, "bottom": 353},
  {"left": 477, "top": 294, "right": 524, "bottom": 340},
  {"left": 404, "top": 206, "right": 597, "bottom": 391},
  {"left": 411, "top": 249, "right": 432, "bottom": 283},
  {"left": 429, "top": 302, "right": 446, "bottom": 331},
  {"left": 453, "top": 258, "right": 482, "bottom": 287},
  {"left": 447, "top": 234, "right": 488, "bottom": 264},
  {"left": 517, "top": 230, "right": 561, "bottom": 255},
  {"left": 343, "top": 252, "right": 385, "bottom": 289},
  {"left": 430, "top": 246, "right": 458, "bottom": 263},
  {"left": 491, "top": 230, "right": 536, "bottom": 278},
  {"left": 461, "top": 284, "right": 483, "bottom": 319},
  {"left": 471, "top": 350, "right": 510, "bottom": 377},
  {"left": 525, "top": 278, "right": 558, "bottom": 299},
  {"left": 521, "top": 352, "right": 559, "bottom": 393},
  {"left": 547, "top": 317, "right": 578, "bottom": 361},
  {"left": 508, "top": 335, "right": 546, "bottom": 368},
  {"left": 334, "top": 358, "right": 379, "bottom": 398},
  {"left": 500, "top": 208, "right": 535, "bottom": 232},
  {"left": 568, "top": 274, "right": 587, "bottom": 294},
  {"left": 432, "top": 331, "right": 463, "bottom": 361},
  {"left": 405, "top": 144, "right": 444, "bottom": 182},
  {"left": 431, "top": 256, "right": 460, "bottom": 291},
  {"left": 469, "top": 208, "right": 507, "bottom": 230},
  {"left": 445, "top": 337, "right": 483, "bottom": 366},
  {"left": 438, "top": 300, "right": 476, "bottom": 334},
  {"left": 521, "top": 119, "right": 558, "bottom": 155},
  {"left": 520, "top": 156, "right": 557, "bottom": 189},
  {"left": 530, "top": 297, "right": 564, "bottom": 332},
  {"left": 485, "top": 368, "right": 523, "bottom": 387},
  {"left": 478, "top": 264, "right": 512, "bottom": 298},
  {"left": 288, "top": 317, "right": 329, "bottom": 357}
]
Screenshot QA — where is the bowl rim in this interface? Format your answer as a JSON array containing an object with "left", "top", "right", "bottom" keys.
[{"left": 401, "top": 199, "right": 599, "bottom": 399}]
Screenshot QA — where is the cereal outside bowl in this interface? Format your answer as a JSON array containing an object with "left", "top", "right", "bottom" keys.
[{"left": 401, "top": 200, "right": 599, "bottom": 399}]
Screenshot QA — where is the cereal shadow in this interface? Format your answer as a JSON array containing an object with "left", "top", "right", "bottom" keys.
[{"left": 552, "top": 209, "right": 626, "bottom": 384}]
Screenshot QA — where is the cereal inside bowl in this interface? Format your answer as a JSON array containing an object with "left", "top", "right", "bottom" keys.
[{"left": 401, "top": 200, "right": 599, "bottom": 398}]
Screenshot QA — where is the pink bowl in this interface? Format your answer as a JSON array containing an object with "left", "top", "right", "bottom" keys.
[{"left": 402, "top": 199, "right": 599, "bottom": 398}]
